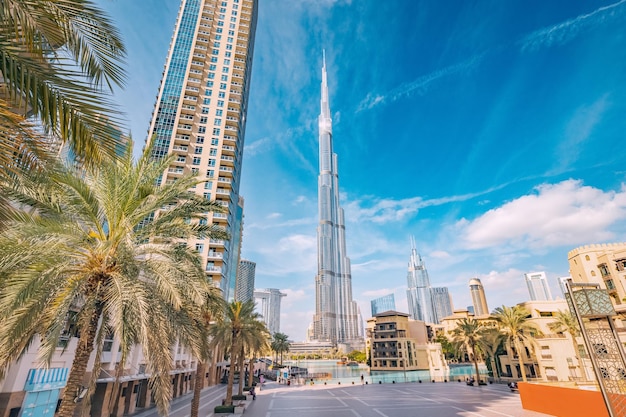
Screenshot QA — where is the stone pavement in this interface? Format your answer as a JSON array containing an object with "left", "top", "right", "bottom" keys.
[
  {"left": 245, "top": 380, "right": 554, "bottom": 417},
  {"left": 134, "top": 380, "right": 555, "bottom": 417}
]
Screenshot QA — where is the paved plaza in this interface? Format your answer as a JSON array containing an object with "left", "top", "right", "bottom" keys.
[{"left": 134, "top": 380, "right": 554, "bottom": 417}]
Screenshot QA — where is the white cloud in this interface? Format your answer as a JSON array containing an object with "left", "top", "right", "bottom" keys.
[
  {"left": 521, "top": 0, "right": 626, "bottom": 51},
  {"left": 342, "top": 185, "right": 507, "bottom": 224},
  {"left": 361, "top": 288, "right": 397, "bottom": 298},
  {"left": 458, "top": 180, "right": 626, "bottom": 250},
  {"left": 266, "top": 212, "right": 282, "bottom": 219},
  {"left": 430, "top": 250, "right": 452, "bottom": 259},
  {"left": 552, "top": 95, "right": 609, "bottom": 173},
  {"left": 356, "top": 54, "right": 484, "bottom": 111}
]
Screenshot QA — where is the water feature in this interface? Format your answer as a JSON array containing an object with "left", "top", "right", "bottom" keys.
[{"left": 282, "top": 360, "right": 489, "bottom": 385}]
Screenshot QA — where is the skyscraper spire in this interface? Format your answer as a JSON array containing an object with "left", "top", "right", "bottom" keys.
[
  {"left": 406, "top": 237, "right": 436, "bottom": 323},
  {"left": 313, "top": 54, "right": 360, "bottom": 347}
]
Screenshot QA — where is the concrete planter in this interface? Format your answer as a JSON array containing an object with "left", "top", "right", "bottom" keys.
[{"left": 234, "top": 404, "right": 245, "bottom": 414}]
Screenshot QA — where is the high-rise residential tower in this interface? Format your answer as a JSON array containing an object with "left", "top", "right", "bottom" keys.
[
  {"left": 469, "top": 278, "right": 489, "bottom": 316},
  {"left": 254, "top": 288, "right": 286, "bottom": 335},
  {"left": 406, "top": 239, "right": 436, "bottom": 323},
  {"left": 146, "top": 0, "right": 258, "bottom": 300},
  {"left": 371, "top": 294, "right": 396, "bottom": 316},
  {"left": 524, "top": 271, "right": 553, "bottom": 301},
  {"left": 431, "top": 287, "right": 454, "bottom": 323},
  {"left": 312, "top": 55, "right": 360, "bottom": 346},
  {"left": 235, "top": 259, "right": 256, "bottom": 302}
]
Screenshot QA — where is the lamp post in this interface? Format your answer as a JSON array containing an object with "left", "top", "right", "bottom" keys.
[{"left": 566, "top": 279, "right": 626, "bottom": 417}]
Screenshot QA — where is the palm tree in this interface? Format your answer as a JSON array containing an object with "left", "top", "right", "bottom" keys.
[
  {"left": 0, "top": 140, "right": 228, "bottom": 417},
  {"left": 492, "top": 305, "right": 540, "bottom": 382},
  {"left": 237, "top": 320, "right": 269, "bottom": 395},
  {"left": 450, "top": 318, "right": 484, "bottom": 385},
  {"left": 209, "top": 300, "right": 263, "bottom": 406},
  {"left": 247, "top": 327, "right": 270, "bottom": 389},
  {"left": 548, "top": 310, "right": 586, "bottom": 380},
  {"left": 190, "top": 289, "right": 226, "bottom": 417},
  {"left": 479, "top": 328, "right": 505, "bottom": 380},
  {"left": 271, "top": 332, "right": 290, "bottom": 365},
  {"left": 0, "top": 1, "right": 127, "bottom": 224}
]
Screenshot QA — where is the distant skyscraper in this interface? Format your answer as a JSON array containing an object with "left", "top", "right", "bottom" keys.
[
  {"left": 254, "top": 288, "right": 286, "bottom": 335},
  {"left": 371, "top": 294, "right": 396, "bottom": 316},
  {"left": 431, "top": 287, "right": 453, "bottom": 322},
  {"left": 312, "top": 55, "right": 360, "bottom": 345},
  {"left": 235, "top": 259, "right": 255, "bottom": 302},
  {"left": 146, "top": 0, "right": 258, "bottom": 300},
  {"left": 558, "top": 276, "right": 573, "bottom": 296},
  {"left": 406, "top": 239, "right": 436, "bottom": 323},
  {"left": 524, "top": 271, "right": 553, "bottom": 301},
  {"left": 469, "top": 278, "right": 489, "bottom": 316}
]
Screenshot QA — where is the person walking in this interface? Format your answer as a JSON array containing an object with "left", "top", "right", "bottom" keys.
[{"left": 361, "top": 374, "right": 364, "bottom": 386}]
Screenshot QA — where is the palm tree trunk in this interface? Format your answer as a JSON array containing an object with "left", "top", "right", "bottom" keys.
[
  {"left": 471, "top": 343, "right": 481, "bottom": 385},
  {"left": 190, "top": 361, "right": 205, "bottom": 417},
  {"left": 225, "top": 336, "right": 237, "bottom": 406},
  {"left": 57, "top": 303, "right": 102, "bottom": 417},
  {"left": 248, "top": 355, "right": 255, "bottom": 388},
  {"left": 490, "top": 356, "right": 500, "bottom": 380},
  {"left": 238, "top": 346, "right": 245, "bottom": 396},
  {"left": 515, "top": 339, "right": 527, "bottom": 382}
]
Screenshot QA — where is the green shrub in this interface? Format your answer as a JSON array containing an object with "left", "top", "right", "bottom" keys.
[
  {"left": 214, "top": 405, "right": 234, "bottom": 413},
  {"left": 232, "top": 394, "right": 247, "bottom": 400}
]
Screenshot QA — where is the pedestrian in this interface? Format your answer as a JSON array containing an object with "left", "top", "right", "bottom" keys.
[{"left": 361, "top": 374, "right": 364, "bottom": 386}]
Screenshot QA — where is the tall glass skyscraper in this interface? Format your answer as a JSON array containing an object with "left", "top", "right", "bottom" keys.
[
  {"left": 524, "top": 271, "right": 553, "bottom": 301},
  {"left": 406, "top": 239, "right": 436, "bottom": 323},
  {"left": 146, "top": 0, "right": 258, "bottom": 299},
  {"left": 371, "top": 294, "right": 396, "bottom": 316},
  {"left": 235, "top": 259, "right": 256, "bottom": 302},
  {"left": 254, "top": 288, "right": 286, "bottom": 335},
  {"left": 313, "top": 55, "right": 360, "bottom": 346},
  {"left": 431, "top": 287, "right": 453, "bottom": 323}
]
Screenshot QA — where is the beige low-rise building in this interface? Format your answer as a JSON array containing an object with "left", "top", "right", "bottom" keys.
[
  {"left": 366, "top": 311, "right": 447, "bottom": 376},
  {"left": 497, "top": 299, "right": 593, "bottom": 382}
]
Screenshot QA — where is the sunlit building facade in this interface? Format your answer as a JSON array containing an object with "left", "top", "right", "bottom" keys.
[
  {"left": 146, "top": 0, "right": 258, "bottom": 300},
  {"left": 469, "top": 278, "right": 489, "bottom": 316},
  {"left": 312, "top": 56, "right": 360, "bottom": 347}
]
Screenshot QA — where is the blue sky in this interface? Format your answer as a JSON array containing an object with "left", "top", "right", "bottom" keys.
[{"left": 101, "top": 0, "right": 626, "bottom": 341}]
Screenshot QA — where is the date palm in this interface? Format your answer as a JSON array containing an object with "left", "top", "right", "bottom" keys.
[
  {"left": 271, "top": 332, "right": 290, "bottom": 365},
  {"left": 479, "top": 328, "right": 505, "bottom": 380},
  {"left": 492, "top": 305, "right": 540, "bottom": 382},
  {"left": 0, "top": 141, "right": 228, "bottom": 417},
  {"left": 209, "top": 300, "right": 263, "bottom": 406},
  {"left": 451, "top": 318, "right": 484, "bottom": 384},
  {"left": 190, "top": 289, "right": 226, "bottom": 417},
  {"left": 0, "top": 0, "right": 127, "bottom": 226},
  {"left": 237, "top": 320, "right": 269, "bottom": 395}
]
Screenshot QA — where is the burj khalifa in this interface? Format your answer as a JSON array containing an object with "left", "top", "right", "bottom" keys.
[{"left": 312, "top": 55, "right": 360, "bottom": 346}]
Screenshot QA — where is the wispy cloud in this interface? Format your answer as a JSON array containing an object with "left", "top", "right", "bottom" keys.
[
  {"left": 457, "top": 179, "right": 626, "bottom": 250},
  {"left": 520, "top": 0, "right": 626, "bottom": 51},
  {"left": 550, "top": 94, "right": 610, "bottom": 173},
  {"left": 343, "top": 183, "right": 508, "bottom": 224},
  {"left": 356, "top": 54, "right": 484, "bottom": 111}
]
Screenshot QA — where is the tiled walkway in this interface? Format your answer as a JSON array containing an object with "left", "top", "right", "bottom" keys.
[{"left": 134, "top": 380, "right": 555, "bottom": 417}]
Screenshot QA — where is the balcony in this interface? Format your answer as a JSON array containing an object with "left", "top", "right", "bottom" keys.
[
  {"left": 223, "top": 135, "right": 237, "bottom": 144},
  {"left": 172, "top": 145, "right": 188, "bottom": 152},
  {"left": 220, "top": 155, "right": 235, "bottom": 165},
  {"left": 216, "top": 188, "right": 230, "bottom": 195},
  {"left": 168, "top": 167, "right": 184, "bottom": 176},
  {"left": 174, "top": 134, "right": 190, "bottom": 143},
  {"left": 222, "top": 144, "right": 235, "bottom": 154},
  {"left": 210, "top": 238, "right": 225, "bottom": 246},
  {"left": 217, "top": 176, "right": 232, "bottom": 184},
  {"left": 205, "top": 266, "right": 222, "bottom": 273},
  {"left": 207, "top": 251, "right": 223, "bottom": 260},
  {"left": 224, "top": 125, "right": 238, "bottom": 133},
  {"left": 219, "top": 166, "right": 233, "bottom": 177}
]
